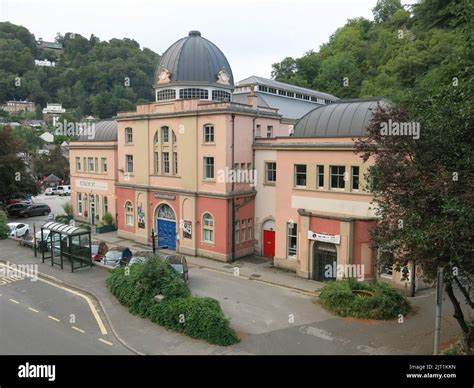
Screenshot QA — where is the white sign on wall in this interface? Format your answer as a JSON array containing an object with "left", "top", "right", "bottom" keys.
[
  {"left": 76, "top": 179, "right": 108, "bottom": 191},
  {"left": 307, "top": 231, "right": 341, "bottom": 245}
]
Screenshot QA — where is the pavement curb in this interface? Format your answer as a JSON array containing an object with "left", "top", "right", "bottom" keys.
[{"left": 0, "top": 259, "right": 145, "bottom": 356}]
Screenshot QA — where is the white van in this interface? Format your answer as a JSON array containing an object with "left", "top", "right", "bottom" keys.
[{"left": 57, "top": 185, "right": 71, "bottom": 196}]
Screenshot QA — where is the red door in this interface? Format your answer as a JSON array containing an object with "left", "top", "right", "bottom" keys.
[{"left": 263, "top": 230, "right": 275, "bottom": 257}]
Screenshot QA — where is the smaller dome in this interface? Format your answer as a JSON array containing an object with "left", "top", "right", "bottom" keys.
[{"left": 293, "top": 99, "right": 387, "bottom": 137}]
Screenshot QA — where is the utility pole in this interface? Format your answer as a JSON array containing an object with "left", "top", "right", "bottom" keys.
[{"left": 434, "top": 266, "right": 444, "bottom": 355}]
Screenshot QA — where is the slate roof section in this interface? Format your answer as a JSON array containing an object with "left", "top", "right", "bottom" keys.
[{"left": 293, "top": 99, "right": 386, "bottom": 137}]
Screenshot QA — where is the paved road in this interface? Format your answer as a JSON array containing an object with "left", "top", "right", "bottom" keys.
[{"left": 0, "top": 264, "right": 131, "bottom": 355}]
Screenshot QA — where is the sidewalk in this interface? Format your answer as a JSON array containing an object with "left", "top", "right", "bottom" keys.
[
  {"left": 0, "top": 238, "right": 249, "bottom": 355},
  {"left": 92, "top": 231, "right": 324, "bottom": 294}
]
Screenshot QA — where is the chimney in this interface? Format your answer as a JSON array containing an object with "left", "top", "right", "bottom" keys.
[{"left": 247, "top": 84, "right": 258, "bottom": 108}]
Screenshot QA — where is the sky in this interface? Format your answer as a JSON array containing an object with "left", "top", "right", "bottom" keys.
[{"left": 2, "top": 0, "right": 390, "bottom": 81}]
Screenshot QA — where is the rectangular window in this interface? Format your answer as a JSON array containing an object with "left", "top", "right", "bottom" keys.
[
  {"left": 204, "top": 157, "right": 214, "bottom": 179},
  {"left": 351, "top": 166, "right": 360, "bottom": 191},
  {"left": 88, "top": 157, "right": 94, "bottom": 172},
  {"left": 241, "top": 220, "right": 246, "bottom": 241},
  {"left": 330, "top": 165, "right": 346, "bottom": 189},
  {"left": 154, "top": 152, "right": 159, "bottom": 174},
  {"left": 266, "top": 125, "right": 273, "bottom": 138},
  {"left": 125, "top": 155, "right": 134, "bottom": 173},
  {"left": 317, "top": 165, "right": 324, "bottom": 189},
  {"left": 294, "top": 164, "right": 307, "bottom": 187},
  {"left": 265, "top": 162, "right": 276, "bottom": 183},
  {"left": 125, "top": 127, "right": 133, "bottom": 144},
  {"left": 76, "top": 157, "right": 81, "bottom": 171},
  {"left": 173, "top": 152, "right": 178, "bottom": 175},
  {"left": 234, "top": 163, "right": 239, "bottom": 171},
  {"left": 162, "top": 152, "right": 170, "bottom": 174},
  {"left": 94, "top": 157, "right": 98, "bottom": 172},
  {"left": 204, "top": 125, "right": 214, "bottom": 143},
  {"left": 103, "top": 196, "right": 108, "bottom": 214},
  {"left": 255, "top": 124, "right": 261, "bottom": 137},
  {"left": 247, "top": 218, "right": 253, "bottom": 240},
  {"left": 240, "top": 163, "right": 245, "bottom": 170},
  {"left": 162, "top": 127, "right": 169, "bottom": 143},
  {"left": 101, "top": 158, "right": 107, "bottom": 173},
  {"left": 234, "top": 220, "right": 239, "bottom": 242},
  {"left": 77, "top": 193, "right": 82, "bottom": 214},
  {"left": 287, "top": 223, "right": 297, "bottom": 259},
  {"left": 247, "top": 163, "right": 252, "bottom": 171}
]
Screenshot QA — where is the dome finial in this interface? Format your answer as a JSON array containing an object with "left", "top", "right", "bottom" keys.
[{"left": 188, "top": 30, "right": 201, "bottom": 37}]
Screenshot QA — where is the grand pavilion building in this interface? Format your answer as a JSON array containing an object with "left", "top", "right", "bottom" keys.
[{"left": 69, "top": 31, "right": 409, "bottom": 285}]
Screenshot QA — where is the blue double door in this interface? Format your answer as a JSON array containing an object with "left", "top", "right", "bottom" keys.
[{"left": 157, "top": 219, "right": 176, "bottom": 250}]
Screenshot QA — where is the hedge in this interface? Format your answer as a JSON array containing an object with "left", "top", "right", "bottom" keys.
[
  {"left": 319, "top": 279, "right": 410, "bottom": 320},
  {"left": 106, "top": 256, "right": 239, "bottom": 346}
]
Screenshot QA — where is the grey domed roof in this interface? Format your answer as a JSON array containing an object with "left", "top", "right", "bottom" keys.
[
  {"left": 155, "top": 31, "right": 234, "bottom": 89},
  {"left": 74, "top": 119, "right": 117, "bottom": 142},
  {"left": 293, "top": 99, "right": 386, "bottom": 137}
]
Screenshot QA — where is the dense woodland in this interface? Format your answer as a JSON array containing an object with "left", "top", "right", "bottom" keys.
[{"left": 0, "top": 22, "right": 160, "bottom": 119}]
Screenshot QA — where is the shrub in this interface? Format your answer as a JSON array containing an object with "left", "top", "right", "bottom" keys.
[
  {"left": 62, "top": 201, "right": 72, "bottom": 215},
  {"left": 149, "top": 297, "right": 239, "bottom": 346},
  {"left": 319, "top": 280, "right": 410, "bottom": 320},
  {"left": 0, "top": 210, "right": 10, "bottom": 239},
  {"left": 106, "top": 256, "right": 238, "bottom": 345},
  {"left": 102, "top": 212, "right": 114, "bottom": 226}
]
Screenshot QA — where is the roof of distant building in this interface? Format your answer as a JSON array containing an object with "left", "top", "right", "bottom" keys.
[
  {"left": 235, "top": 76, "right": 338, "bottom": 101},
  {"left": 293, "top": 99, "right": 387, "bottom": 137}
]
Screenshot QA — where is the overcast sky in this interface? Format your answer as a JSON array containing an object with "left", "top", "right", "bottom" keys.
[{"left": 2, "top": 0, "right": 395, "bottom": 81}]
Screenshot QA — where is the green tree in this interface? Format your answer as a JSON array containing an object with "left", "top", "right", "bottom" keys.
[{"left": 0, "top": 126, "right": 40, "bottom": 202}]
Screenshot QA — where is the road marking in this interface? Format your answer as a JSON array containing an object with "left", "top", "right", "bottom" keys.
[
  {"left": 28, "top": 307, "right": 39, "bottom": 313},
  {"left": 48, "top": 315, "right": 60, "bottom": 322},
  {"left": 0, "top": 262, "right": 108, "bottom": 336},
  {"left": 9, "top": 298, "right": 19, "bottom": 304},
  {"left": 98, "top": 338, "right": 113, "bottom": 346},
  {"left": 72, "top": 326, "right": 85, "bottom": 333}
]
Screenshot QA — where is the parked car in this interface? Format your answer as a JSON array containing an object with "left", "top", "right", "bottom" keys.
[
  {"left": 18, "top": 204, "right": 51, "bottom": 218},
  {"left": 127, "top": 251, "right": 154, "bottom": 266},
  {"left": 101, "top": 247, "right": 132, "bottom": 267},
  {"left": 57, "top": 185, "right": 71, "bottom": 196},
  {"left": 6, "top": 196, "right": 32, "bottom": 206},
  {"left": 6, "top": 202, "right": 30, "bottom": 217},
  {"left": 7, "top": 222, "right": 30, "bottom": 237},
  {"left": 91, "top": 241, "right": 108, "bottom": 262},
  {"left": 164, "top": 254, "right": 189, "bottom": 282},
  {"left": 44, "top": 187, "right": 58, "bottom": 195}
]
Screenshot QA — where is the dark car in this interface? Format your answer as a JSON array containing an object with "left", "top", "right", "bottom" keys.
[
  {"left": 18, "top": 204, "right": 51, "bottom": 218},
  {"left": 6, "top": 202, "right": 30, "bottom": 217},
  {"left": 101, "top": 247, "right": 132, "bottom": 267},
  {"left": 164, "top": 254, "right": 189, "bottom": 282}
]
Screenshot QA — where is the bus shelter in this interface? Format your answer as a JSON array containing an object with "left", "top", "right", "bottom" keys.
[{"left": 39, "top": 222, "right": 92, "bottom": 272}]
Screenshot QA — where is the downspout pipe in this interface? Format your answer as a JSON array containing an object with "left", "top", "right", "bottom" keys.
[{"left": 231, "top": 113, "right": 235, "bottom": 261}]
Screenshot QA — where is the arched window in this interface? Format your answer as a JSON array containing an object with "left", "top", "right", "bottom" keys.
[
  {"left": 157, "top": 204, "right": 175, "bottom": 220},
  {"left": 202, "top": 213, "right": 214, "bottom": 242},
  {"left": 125, "top": 201, "right": 134, "bottom": 226}
]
